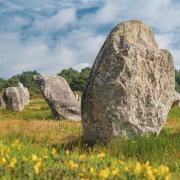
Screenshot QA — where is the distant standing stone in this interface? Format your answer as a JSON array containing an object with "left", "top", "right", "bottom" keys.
[
  {"left": 34, "top": 75, "right": 81, "bottom": 121},
  {"left": 3, "top": 83, "right": 30, "bottom": 112},
  {"left": 18, "top": 82, "right": 30, "bottom": 106},
  {"left": 0, "top": 95, "right": 6, "bottom": 108},
  {"left": 172, "top": 92, "right": 180, "bottom": 107},
  {"left": 82, "top": 20, "right": 175, "bottom": 143},
  {"left": 74, "top": 92, "right": 81, "bottom": 106}
]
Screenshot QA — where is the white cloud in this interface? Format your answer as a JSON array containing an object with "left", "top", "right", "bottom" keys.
[
  {"left": 155, "top": 33, "right": 173, "bottom": 49},
  {"left": 0, "top": 0, "right": 180, "bottom": 79},
  {"left": 32, "top": 8, "right": 76, "bottom": 32},
  {"left": 0, "top": 29, "right": 105, "bottom": 78},
  {"left": 171, "top": 49, "right": 180, "bottom": 69},
  {"left": 74, "top": 63, "right": 90, "bottom": 71}
]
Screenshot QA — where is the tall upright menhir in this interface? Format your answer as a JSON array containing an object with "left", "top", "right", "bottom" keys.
[{"left": 82, "top": 20, "right": 176, "bottom": 143}]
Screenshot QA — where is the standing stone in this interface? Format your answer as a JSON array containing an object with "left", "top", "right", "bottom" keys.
[
  {"left": 74, "top": 92, "right": 81, "bottom": 106},
  {"left": 0, "top": 96, "right": 6, "bottom": 108},
  {"left": 82, "top": 20, "right": 175, "bottom": 143},
  {"left": 172, "top": 92, "right": 180, "bottom": 107},
  {"left": 18, "top": 83, "right": 30, "bottom": 106},
  {"left": 3, "top": 83, "right": 30, "bottom": 112},
  {"left": 34, "top": 75, "right": 81, "bottom": 121}
]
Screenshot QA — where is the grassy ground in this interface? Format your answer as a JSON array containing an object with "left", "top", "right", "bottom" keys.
[{"left": 0, "top": 99, "right": 179, "bottom": 179}]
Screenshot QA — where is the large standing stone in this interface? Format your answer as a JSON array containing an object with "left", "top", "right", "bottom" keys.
[
  {"left": 34, "top": 75, "right": 81, "bottom": 121},
  {"left": 82, "top": 20, "right": 175, "bottom": 142},
  {"left": 3, "top": 83, "right": 30, "bottom": 112}
]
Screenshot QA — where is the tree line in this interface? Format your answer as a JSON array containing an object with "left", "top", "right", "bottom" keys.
[
  {"left": 0, "top": 67, "right": 91, "bottom": 98},
  {"left": 0, "top": 68, "right": 180, "bottom": 98},
  {"left": 175, "top": 69, "right": 180, "bottom": 93}
]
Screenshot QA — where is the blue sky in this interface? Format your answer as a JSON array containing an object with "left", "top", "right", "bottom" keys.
[{"left": 0, "top": 0, "right": 180, "bottom": 78}]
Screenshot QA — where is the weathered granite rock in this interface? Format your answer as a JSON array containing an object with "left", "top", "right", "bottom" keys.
[
  {"left": 34, "top": 75, "right": 81, "bottom": 121},
  {"left": 0, "top": 96, "right": 6, "bottom": 108},
  {"left": 172, "top": 92, "right": 180, "bottom": 107},
  {"left": 82, "top": 20, "right": 175, "bottom": 142},
  {"left": 3, "top": 83, "right": 30, "bottom": 112},
  {"left": 74, "top": 92, "right": 81, "bottom": 106},
  {"left": 18, "top": 83, "right": 30, "bottom": 106}
]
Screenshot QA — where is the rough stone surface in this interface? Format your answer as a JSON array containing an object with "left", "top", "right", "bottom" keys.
[
  {"left": 0, "top": 96, "right": 6, "bottom": 108},
  {"left": 3, "top": 83, "right": 30, "bottom": 112},
  {"left": 172, "top": 92, "right": 180, "bottom": 107},
  {"left": 82, "top": 20, "right": 175, "bottom": 142},
  {"left": 74, "top": 92, "right": 81, "bottom": 106},
  {"left": 34, "top": 75, "right": 81, "bottom": 121},
  {"left": 18, "top": 83, "right": 30, "bottom": 106}
]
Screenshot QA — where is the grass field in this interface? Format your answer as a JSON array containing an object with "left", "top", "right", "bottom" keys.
[{"left": 0, "top": 99, "right": 179, "bottom": 179}]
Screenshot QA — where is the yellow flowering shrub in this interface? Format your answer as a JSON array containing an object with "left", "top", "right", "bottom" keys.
[{"left": 0, "top": 140, "right": 171, "bottom": 179}]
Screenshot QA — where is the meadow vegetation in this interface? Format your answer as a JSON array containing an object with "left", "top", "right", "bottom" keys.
[{"left": 0, "top": 99, "right": 179, "bottom": 179}]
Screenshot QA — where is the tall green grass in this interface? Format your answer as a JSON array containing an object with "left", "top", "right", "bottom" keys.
[
  {"left": 0, "top": 99, "right": 179, "bottom": 178},
  {"left": 0, "top": 99, "right": 52, "bottom": 120}
]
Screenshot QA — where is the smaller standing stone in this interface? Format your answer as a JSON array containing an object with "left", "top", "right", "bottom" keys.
[
  {"left": 3, "top": 83, "right": 30, "bottom": 112},
  {"left": 34, "top": 75, "right": 81, "bottom": 121},
  {"left": 18, "top": 83, "right": 30, "bottom": 106},
  {"left": 172, "top": 92, "right": 180, "bottom": 107},
  {"left": 74, "top": 92, "right": 81, "bottom": 106}
]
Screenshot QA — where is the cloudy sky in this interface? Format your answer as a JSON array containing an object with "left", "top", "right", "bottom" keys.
[{"left": 0, "top": 0, "right": 180, "bottom": 78}]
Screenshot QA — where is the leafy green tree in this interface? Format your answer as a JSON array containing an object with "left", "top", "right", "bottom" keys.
[
  {"left": 58, "top": 68, "right": 80, "bottom": 91},
  {"left": 0, "top": 71, "right": 41, "bottom": 98},
  {"left": 78, "top": 67, "right": 91, "bottom": 91},
  {"left": 58, "top": 67, "right": 91, "bottom": 92},
  {"left": 0, "top": 78, "right": 6, "bottom": 93},
  {"left": 5, "top": 76, "right": 19, "bottom": 88},
  {"left": 175, "top": 69, "right": 180, "bottom": 93},
  {"left": 16, "top": 71, "right": 40, "bottom": 96}
]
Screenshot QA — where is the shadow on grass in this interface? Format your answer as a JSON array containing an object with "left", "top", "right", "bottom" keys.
[
  {"left": 53, "top": 128, "right": 180, "bottom": 156},
  {"left": 2, "top": 125, "right": 180, "bottom": 176}
]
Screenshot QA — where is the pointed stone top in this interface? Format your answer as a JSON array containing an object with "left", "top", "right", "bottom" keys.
[{"left": 109, "top": 19, "right": 158, "bottom": 52}]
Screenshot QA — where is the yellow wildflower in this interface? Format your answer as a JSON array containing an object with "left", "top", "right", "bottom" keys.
[
  {"left": 97, "top": 152, "right": 105, "bottom": 160},
  {"left": 0, "top": 157, "right": 6, "bottom": 165},
  {"left": 66, "top": 150, "right": 70, "bottom": 155},
  {"left": 158, "top": 165, "right": 169, "bottom": 175},
  {"left": 125, "top": 166, "right": 129, "bottom": 172},
  {"left": 22, "top": 156, "right": 28, "bottom": 162},
  {"left": 79, "top": 154, "right": 86, "bottom": 160},
  {"left": 2, "top": 157, "right": 6, "bottom": 164},
  {"left": 99, "top": 168, "right": 110, "bottom": 179},
  {"left": 43, "top": 155, "right": 48, "bottom": 159},
  {"left": 165, "top": 174, "right": 171, "bottom": 180},
  {"left": 90, "top": 167, "right": 96, "bottom": 176},
  {"left": 112, "top": 168, "right": 119, "bottom": 176},
  {"left": 32, "top": 154, "right": 38, "bottom": 161},
  {"left": 12, "top": 139, "right": 22, "bottom": 150},
  {"left": 68, "top": 160, "right": 78, "bottom": 170},
  {"left": 44, "top": 148, "right": 48, "bottom": 154},
  {"left": 134, "top": 162, "right": 142, "bottom": 175},
  {"left": 146, "top": 168, "right": 155, "bottom": 180},
  {"left": 34, "top": 161, "right": 41, "bottom": 175},
  {"left": 81, "top": 164, "right": 86, "bottom": 172},
  {"left": 91, "top": 155, "right": 94, "bottom": 159},
  {"left": 51, "top": 148, "right": 57, "bottom": 156},
  {"left": 79, "top": 172, "right": 84, "bottom": 177},
  {"left": 119, "top": 160, "right": 125, "bottom": 164},
  {"left": 9, "top": 157, "right": 17, "bottom": 169}
]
